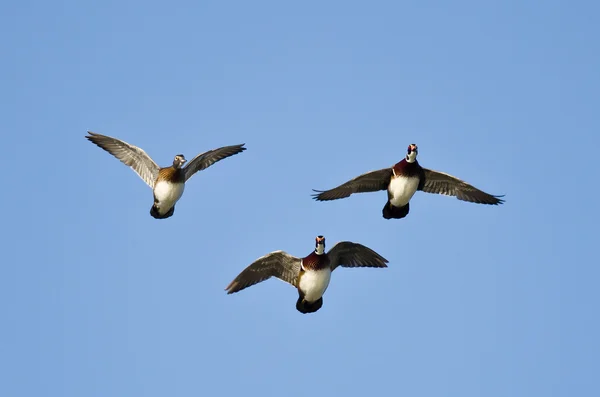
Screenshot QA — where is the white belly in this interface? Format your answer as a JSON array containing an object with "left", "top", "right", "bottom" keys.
[
  {"left": 388, "top": 176, "right": 420, "bottom": 207},
  {"left": 298, "top": 268, "right": 332, "bottom": 302},
  {"left": 154, "top": 181, "right": 185, "bottom": 211}
]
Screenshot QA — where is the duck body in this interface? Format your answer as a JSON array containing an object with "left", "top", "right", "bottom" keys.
[
  {"left": 298, "top": 266, "right": 332, "bottom": 303},
  {"left": 150, "top": 168, "right": 186, "bottom": 219},
  {"left": 384, "top": 158, "right": 424, "bottom": 219},
  {"left": 296, "top": 249, "right": 332, "bottom": 313},
  {"left": 388, "top": 175, "right": 420, "bottom": 207}
]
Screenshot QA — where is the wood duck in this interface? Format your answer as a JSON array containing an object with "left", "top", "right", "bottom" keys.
[
  {"left": 225, "top": 235, "right": 388, "bottom": 314},
  {"left": 312, "top": 144, "right": 504, "bottom": 220},
  {"left": 86, "top": 131, "right": 246, "bottom": 219}
]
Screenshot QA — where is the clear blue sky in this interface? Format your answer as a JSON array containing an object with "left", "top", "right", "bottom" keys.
[{"left": 1, "top": 1, "right": 598, "bottom": 396}]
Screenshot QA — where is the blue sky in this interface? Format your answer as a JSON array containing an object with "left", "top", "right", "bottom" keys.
[{"left": 1, "top": 0, "right": 598, "bottom": 396}]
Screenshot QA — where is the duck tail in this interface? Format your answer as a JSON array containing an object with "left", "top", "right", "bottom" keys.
[
  {"left": 382, "top": 201, "right": 410, "bottom": 219},
  {"left": 295, "top": 296, "right": 323, "bottom": 314}
]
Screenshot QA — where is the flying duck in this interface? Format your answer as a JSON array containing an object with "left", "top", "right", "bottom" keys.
[
  {"left": 312, "top": 144, "right": 504, "bottom": 220},
  {"left": 85, "top": 131, "right": 246, "bottom": 219},
  {"left": 225, "top": 235, "right": 388, "bottom": 314}
]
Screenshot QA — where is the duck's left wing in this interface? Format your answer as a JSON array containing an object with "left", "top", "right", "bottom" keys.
[
  {"left": 184, "top": 144, "right": 246, "bottom": 182},
  {"left": 327, "top": 242, "right": 389, "bottom": 272},
  {"left": 419, "top": 168, "right": 505, "bottom": 205}
]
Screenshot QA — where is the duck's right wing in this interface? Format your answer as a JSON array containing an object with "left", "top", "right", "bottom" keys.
[
  {"left": 86, "top": 131, "right": 160, "bottom": 188},
  {"left": 225, "top": 251, "right": 302, "bottom": 294},
  {"left": 311, "top": 168, "right": 393, "bottom": 201}
]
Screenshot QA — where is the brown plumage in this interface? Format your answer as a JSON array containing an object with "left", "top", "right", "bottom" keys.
[
  {"left": 157, "top": 167, "right": 185, "bottom": 184},
  {"left": 300, "top": 251, "right": 331, "bottom": 271}
]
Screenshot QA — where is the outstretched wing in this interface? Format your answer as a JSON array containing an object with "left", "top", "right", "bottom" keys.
[
  {"left": 327, "top": 241, "right": 389, "bottom": 272},
  {"left": 85, "top": 131, "right": 160, "bottom": 188},
  {"left": 184, "top": 144, "right": 246, "bottom": 182},
  {"left": 311, "top": 168, "right": 393, "bottom": 201},
  {"left": 419, "top": 168, "right": 505, "bottom": 205},
  {"left": 225, "top": 251, "right": 302, "bottom": 294}
]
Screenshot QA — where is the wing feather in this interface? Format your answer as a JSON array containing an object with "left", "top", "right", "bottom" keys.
[
  {"left": 327, "top": 242, "right": 389, "bottom": 272},
  {"left": 184, "top": 144, "right": 246, "bottom": 182},
  {"left": 225, "top": 251, "right": 302, "bottom": 294},
  {"left": 86, "top": 131, "right": 159, "bottom": 188},
  {"left": 312, "top": 168, "right": 393, "bottom": 201},
  {"left": 419, "top": 168, "right": 505, "bottom": 205}
]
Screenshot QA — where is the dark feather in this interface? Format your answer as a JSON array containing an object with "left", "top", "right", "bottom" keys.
[
  {"left": 184, "top": 144, "right": 246, "bottom": 181},
  {"left": 225, "top": 251, "right": 301, "bottom": 294},
  {"left": 301, "top": 251, "right": 331, "bottom": 271},
  {"left": 312, "top": 168, "right": 393, "bottom": 201},
  {"left": 327, "top": 242, "right": 389, "bottom": 272},
  {"left": 419, "top": 168, "right": 505, "bottom": 205}
]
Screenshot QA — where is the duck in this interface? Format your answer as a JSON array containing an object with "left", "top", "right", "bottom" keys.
[
  {"left": 85, "top": 131, "right": 246, "bottom": 219},
  {"left": 312, "top": 144, "right": 504, "bottom": 220},
  {"left": 225, "top": 235, "right": 388, "bottom": 314}
]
